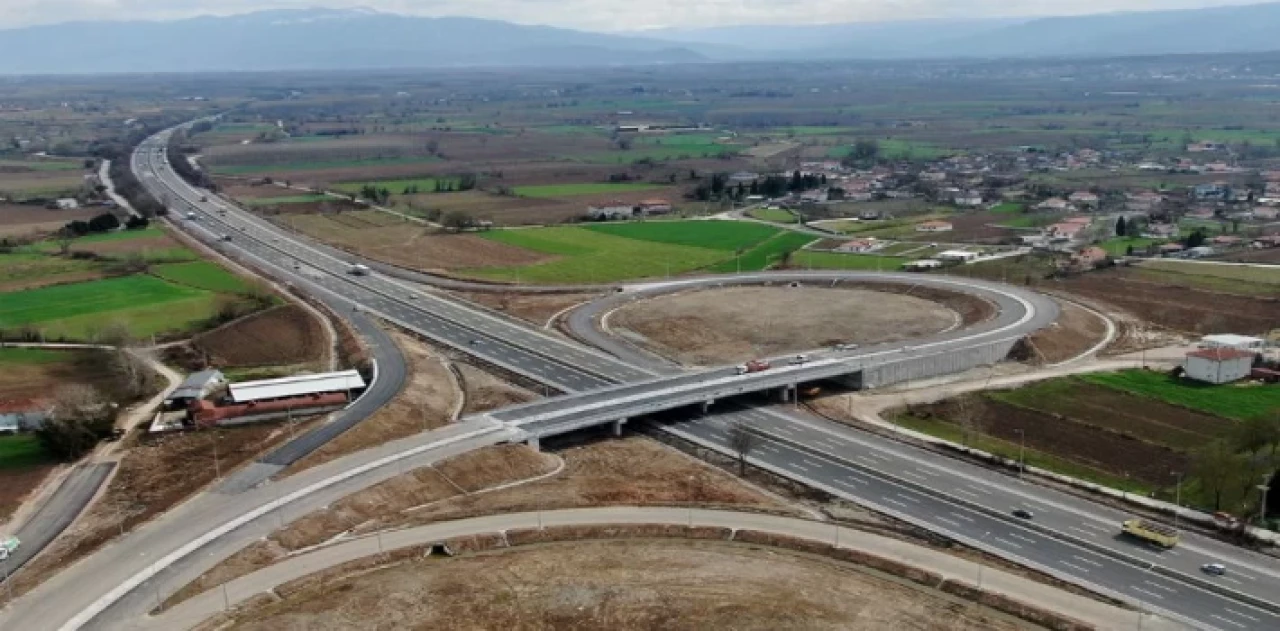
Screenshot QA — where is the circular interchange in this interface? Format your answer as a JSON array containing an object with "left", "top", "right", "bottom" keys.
[
  {"left": 213, "top": 540, "right": 1026, "bottom": 631},
  {"left": 608, "top": 285, "right": 965, "bottom": 367},
  {"left": 567, "top": 271, "right": 1060, "bottom": 373}
]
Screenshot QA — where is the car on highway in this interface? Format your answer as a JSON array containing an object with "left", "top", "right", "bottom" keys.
[
  {"left": 0, "top": 535, "right": 19, "bottom": 561},
  {"left": 1201, "top": 563, "right": 1227, "bottom": 576},
  {"left": 789, "top": 354, "right": 809, "bottom": 365},
  {"left": 834, "top": 343, "right": 859, "bottom": 351},
  {"left": 185, "top": 212, "right": 197, "bottom": 220},
  {"left": 469, "top": 339, "right": 482, "bottom": 345},
  {"left": 199, "top": 195, "right": 208, "bottom": 202},
  {"left": 218, "top": 234, "right": 232, "bottom": 242},
  {"left": 1012, "top": 508, "right": 1034, "bottom": 520}
]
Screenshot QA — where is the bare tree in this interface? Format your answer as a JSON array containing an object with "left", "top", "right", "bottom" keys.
[
  {"left": 950, "top": 395, "right": 983, "bottom": 447},
  {"left": 728, "top": 422, "right": 760, "bottom": 476},
  {"left": 56, "top": 232, "right": 76, "bottom": 256},
  {"left": 40, "top": 385, "right": 115, "bottom": 460}
]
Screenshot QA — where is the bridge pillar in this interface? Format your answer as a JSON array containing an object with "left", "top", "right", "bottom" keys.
[
  {"left": 612, "top": 418, "right": 628, "bottom": 437},
  {"left": 526, "top": 436, "right": 540, "bottom": 451},
  {"left": 701, "top": 400, "right": 714, "bottom": 414},
  {"left": 777, "top": 386, "right": 790, "bottom": 403}
]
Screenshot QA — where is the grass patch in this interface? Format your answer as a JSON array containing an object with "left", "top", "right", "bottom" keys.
[
  {"left": 151, "top": 261, "right": 252, "bottom": 294},
  {"left": 709, "top": 232, "right": 815, "bottom": 273},
  {"left": 1137, "top": 259, "right": 1280, "bottom": 286},
  {"left": 746, "top": 208, "right": 798, "bottom": 223},
  {"left": 0, "top": 435, "right": 53, "bottom": 470},
  {"left": 1098, "top": 237, "right": 1161, "bottom": 257},
  {"left": 209, "top": 156, "right": 439, "bottom": 176},
  {"left": 0, "top": 159, "right": 84, "bottom": 172},
  {"left": 513, "top": 182, "right": 665, "bottom": 198},
  {"left": 241, "top": 194, "right": 331, "bottom": 206},
  {"left": 792, "top": 251, "right": 909, "bottom": 271},
  {"left": 332, "top": 177, "right": 457, "bottom": 195},
  {"left": 0, "top": 275, "right": 210, "bottom": 338},
  {"left": 1081, "top": 370, "right": 1280, "bottom": 421},
  {"left": 585, "top": 220, "right": 780, "bottom": 252},
  {"left": 0, "top": 347, "right": 66, "bottom": 365},
  {"left": 990, "top": 202, "right": 1024, "bottom": 215},
  {"left": 472, "top": 227, "right": 735, "bottom": 283},
  {"left": 34, "top": 228, "right": 165, "bottom": 251}
]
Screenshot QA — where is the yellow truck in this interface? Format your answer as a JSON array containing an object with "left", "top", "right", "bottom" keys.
[{"left": 1122, "top": 519, "right": 1180, "bottom": 548}]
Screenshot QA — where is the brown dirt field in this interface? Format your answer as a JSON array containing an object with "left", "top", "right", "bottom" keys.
[
  {"left": 8, "top": 420, "right": 320, "bottom": 599},
  {"left": 0, "top": 170, "right": 88, "bottom": 197},
  {"left": 611, "top": 286, "right": 959, "bottom": 366},
  {"left": 272, "top": 213, "right": 552, "bottom": 271},
  {"left": 285, "top": 331, "right": 460, "bottom": 474},
  {"left": 219, "top": 540, "right": 1025, "bottom": 631},
  {"left": 67, "top": 235, "right": 183, "bottom": 257},
  {"left": 456, "top": 361, "right": 539, "bottom": 415},
  {"left": 0, "top": 349, "right": 143, "bottom": 402},
  {"left": 189, "top": 304, "right": 327, "bottom": 369},
  {"left": 449, "top": 291, "right": 602, "bottom": 327},
  {"left": 0, "top": 204, "right": 98, "bottom": 236},
  {"left": 1023, "top": 299, "right": 1110, "bottom": 364},
  {"left": 166, "top": 444, "right": 557, "bottom": 606},
  {"left": 904, "top": 211, "right": 1018, "bottom": 244},
  {"left": 0, "top": 464, "right": 58, "bottom": 525},
  {"left": 1217, "top": 248, "right": 1280, "bottom": 264},
  {"left": 905, "top": 395, "right": 1192, "bottom": 488},
  {"left": 1055, "top": 270, "right": 1279, "bottom": 335}
]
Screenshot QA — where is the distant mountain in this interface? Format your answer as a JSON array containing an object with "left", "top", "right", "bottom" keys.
[
  {"left": 647, "top": 2, "right": 1280, "bottom": 60},
  {"left": 0, "top": 9, "right": 707, "bottom": 74}
]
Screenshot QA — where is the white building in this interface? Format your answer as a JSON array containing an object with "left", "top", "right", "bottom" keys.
[
  {"left": 903, "top": 259, "right": 943, "bottom": 271},
  {"left": 54, "top": 198, "right": 79, "bottom": 210},
  {"left": 229, "top": 369, "right": 367, "bottom": 404},
  {"left": 937, "top": 250, "right": 979, "bottom": 263},
  {"left": 1184, "top": 348, "right": 1256, "bottom": 384},
  {"left": 1199, "top": 334, "right": 1266, "bottom": 352},
  {"left": 587, "top": 205, "right": 635, "bottom": 220}
]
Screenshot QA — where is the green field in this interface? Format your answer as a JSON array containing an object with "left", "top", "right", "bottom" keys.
[
  {"left": 746, "top": 208, "right": 798, "bottom": 223},
  {"left": 151, "top": 261, "right": 252, "bottom": 294},
  {"left": 990, "top": 202, "right": 1024, "bottom": 215},
  {"left": 0, "top": 275, "right": 223, "bottom": 339},
  {"left": 792, "top": 251, "right": 909, "bottom": 271},
  {"left": 0, "top": 435, "right": 52, "bottom": 470},
  {"left": 586, "top": 221, "right": 779, "bottom": 251},
  {"left": 208, "top": 156, "right": 439, "bottom": 176},
  {"left": 708, "top": 232, "right": 815, "bottom": 273},
  {"left": 34, "top": 228, "right": 165, "bottom": 251},
  {"left": 1098, "top": 237, "right": 1161, "bottom": 256},
  {"left": 332, "top": 177, "right": 457, "bottom": 195},
  {"left": 241, "top": 194, "right": 331, "bottom": 206},
  {"left": 0, "top": 158, "right": 84, "bottom": 172},
  {"left": 0, "top": 347, "right": 66, "bottom": 365},
  {"left": 1137, "top": 260, "right": 1280, "bottom": 286},
  {"left": 1081, "top": 371, "right": 1280, "bottom": 421},
  {"left": 470, "top": 221, "right": 783, "bottom": 283},
  {"left": 513, "top": 182, "right": 666, "bottom": 198}
]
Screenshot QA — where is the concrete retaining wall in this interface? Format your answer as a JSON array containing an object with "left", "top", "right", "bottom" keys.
[{"left": 860, "top": 337, "right": 1019, "bottom": 389}]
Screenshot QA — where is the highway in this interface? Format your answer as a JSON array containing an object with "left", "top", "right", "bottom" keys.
[{"left": 3, "top": 122, "right": 1269, "bottom": 631}]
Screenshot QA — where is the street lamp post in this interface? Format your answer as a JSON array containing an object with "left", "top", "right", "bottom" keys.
[
  {"left": 1171, "top": 471, "right": 1183, "bottom": 530},
  {"left": 1258, "top": 477, "right": 1272, "bottom": 526},
  {"left": 1014, "top": 428, "right": 1026, "bottom": 477}
]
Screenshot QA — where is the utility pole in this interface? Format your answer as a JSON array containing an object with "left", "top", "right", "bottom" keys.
[
  {"left": 1015, "top": 428, "right": 1025, "bottom": 476},
  {"left": 1258, "top": 477, "right": 1272, "bottom": 525},
  {"left": 1171, "top": 471, "right": 1183, "bottom": 530}
]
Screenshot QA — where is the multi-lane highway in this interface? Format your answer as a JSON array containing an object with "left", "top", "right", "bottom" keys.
[{"left": 6, "top": 121, "right": 1273, "bottom": 631}]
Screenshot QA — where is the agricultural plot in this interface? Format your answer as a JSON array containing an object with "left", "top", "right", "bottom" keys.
[
  {"left": 1135, "top": 259, "right": 1280, "bottom": 293},
  {"left": 791, "top": 251, "right": 910, "bottom": 271},
  {"left": 151, "top": 261, "right": 253, "bottom": 294},
  {"left": 512, "top": 182, "right": 666, "bottom": 198},
  {"left": 1080, "top": 371, "right": 1280, "bottom": 421},
  {"left": 708, "top": 232, "right": 816, "bottom": 273},
  {"left": 1097, "top": 237, "right": 1161, "bottom": 257},
  {"left": 241, "top": 194, "right": 331, "bottom": 206},
  {"left": 209, "top": 157, "right": 437, "bottom": 176},
  {"left": 471, "top": 221, "right": 782, "bottom": 283},
  {"left": 332, "top": 177, "right": 456, "bottom": 195},
  {"left": 746, "top": 207, "right": 798, "bottom": 223}
]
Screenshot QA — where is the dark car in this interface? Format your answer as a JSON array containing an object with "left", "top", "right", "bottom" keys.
[{"left": 1012, "top": 508, "right": 1034, "bottom": 520}]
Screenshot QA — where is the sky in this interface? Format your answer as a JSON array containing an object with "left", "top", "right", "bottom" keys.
[{"left": 0, "top": 0, "right": 1269, "bottom": 31}]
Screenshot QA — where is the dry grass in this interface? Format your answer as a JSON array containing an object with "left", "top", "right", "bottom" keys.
[
  {"left": 449, "top": 291, "right": 602, "bottom": 327},
  {"left": 611, "top": 286, "right": 958, "bottom": 366},
  {"left": 1023, "top": 299, "right": 1111, "bottom": 365},
  {"left": 8, "top": 420, "right": 319, "bottom": 599},
  {"left": 187, "top": 304, "right": 328, "bottom": 369},
  {"left": 216, "top": 539, "right": 1028, "bottom": 631}
]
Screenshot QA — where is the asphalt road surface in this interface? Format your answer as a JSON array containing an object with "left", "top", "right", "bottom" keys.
[{"left": 3, "top": 463, "right": 114, "bottom": 577}]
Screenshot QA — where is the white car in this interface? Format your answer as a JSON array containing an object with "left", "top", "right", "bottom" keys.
[
  {"left": 1201, "top": 563, "right": 1226, "bottom": 576},
  {"left": 0, "top": 535, "right": 19, "bottom": 561},
  {"left": 789, "top": 354, "right": 808, "bottom": 365}
]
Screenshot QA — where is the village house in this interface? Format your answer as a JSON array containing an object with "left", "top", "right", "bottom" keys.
[
  {"left": 1068, "top": 246, "right": 1109, "bottom": 269},
  {"left": 954, "top": 190, "right": 984, "bottom": 207},
  {"left": 637, "top": 199, "right": 672, "bottom": 215},
  {"left": 1143, "top": 223, "right": 1179, "bottom": 239},
  {"left": 1209, "top": 235, "right": 1243, "bottom": 247},
  {"left": 835, "top": 238, "right": 883, "bottom": 253},
  {"left": 916, "top": 220, "right": 954, "bottom": 233},
  {"left": 1036, "top": 197, "right": 1071, "bottom": 212},
  {"left": 1068, "top": 191, "right": 1100, "bottom": 208},
  {"left": 587, "top": 204, "right": 636, "bottom": 221},
  {"left": 1194, "top": 182, "right": 1230, "bottom": 201},
  {"left": 0, "top": 399, "right": 52, "bottom": 433},
  {"left": 1187, "top": 140, "right": 1225, "bottom": 153},
  {"left": 1252, "top": 235, "right": 1280, "bottom": 248},
  {"left": 1184, "top": 348, "right": 1255, "bottom": 385},
  {"left": 1254, "top": 207, "right": 1280, "bottom": 220},
  {"left": 1158, "top": 243, "right": 1186, "bottom": 255},
  {"left": 936, "top": 250, "right": 979, "bottom": 263},
  {"left": 1046, "top": 222, "right": 1086, "bottom": 241},
  {"left": 1126, "top": 191, "right": 1164, "bottom": 212}
]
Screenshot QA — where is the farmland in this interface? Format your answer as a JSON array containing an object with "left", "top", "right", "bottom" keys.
[
  {"left": 790, "top": 251, "right": 910, "bottom": 271},
  {"left": 0, "top": 228, "right": 269, "bottom": 341},
  {"left": 463, "top": 221, "right": 794, "bottom": 283},
  {"left": 512, "top": 182, "right": 666, "bottom": 198},
  {"left": 331, "top": 177, "right": 455, "bottom": 195},
  {"left": 1080, "top": 370, "right": 1280, "bottom": 421},
  {"left": 746, "top": 207, "right": 798, "bottom": 223},
  {"left": 240, "top": 194, "right": 331, "bottom": 206}
]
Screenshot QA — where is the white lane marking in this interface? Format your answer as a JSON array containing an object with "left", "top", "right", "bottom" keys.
[
  {"left": 1078, "top": 523, "right": 1111, "bottom": 533},
  {"left": 1232, "top": 570, "right": 1257, "bottom": 581},
  {"left": 966, "top": 484, "right": 992, "bottom": 495},
  {"left": 759, "top": 444, "right": 781, "bottom": 454},
  {"left": 1072, "top": 555, "right": 1103, "bottom": 568},
  {"left": 1067, "top": 526, "right": 1097, "bottom": 538},
  {"left": 790, "top": 462, "right": 810, "bottom": 473},
  {"left": 899, "top": 471, "right": 928, "bottom": 483},
  {"left": 896, "top": 493, "right": 921, "bottom": 503},
  {"left": 916, "top": 468, "right": 941, "bottom": 478},
  {"left": 866, "top": 452, "right": 891, "bottom": 462},
  {"left": 1008, "top": 533, "right": 1036, "bottom": 544},
  {"left": 855, "top": 456, "right": 879, "bottom": 467},
  {"left": 954, "top": 489, "right": 981, "bottom": 500},
  {"left": 1060, "top": 561, "right": 1090, "bottom": 573},
  {"left": 1221, "top": 576, "right": 1244, "bottom": 586},
  {"left": 882, "top": 498, "right": 909, "bottom": 508},
  {"left": 1224, "top": 608, "right": 1261, "bottom": 622},
  {"left": 936, "top": 516, "right": 962, "bottom": 528},
  {"left": 1210, "top": 614, "right": 1247, "bottom": 629},
  {"left": 1142, "top": 580, "right": 1176, "bottom": 594},
  {"left": 835, "top": 477, "right": 867, "bottom": 487},
  {"left": 994, "top": 537, "right": 1021, "bottom": 549},
  {"left": 950, "top": 512, "right": 975, "bottom": 523},
  {"left": 773, "top": 426, "right": 795, "bottom": 436},
  {"left": 1130, "top": 587, "right": 1164, "bottom": 600}
]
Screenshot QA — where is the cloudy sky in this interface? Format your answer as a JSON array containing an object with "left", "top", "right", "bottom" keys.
[{"left": 0, "top": 0, "right": 1267, "bottom": 31}]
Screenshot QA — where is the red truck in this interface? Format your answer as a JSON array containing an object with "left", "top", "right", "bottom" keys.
[{"left": 736, "top": 359, "right": 771, "bottom": 375}]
